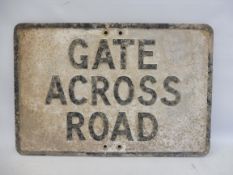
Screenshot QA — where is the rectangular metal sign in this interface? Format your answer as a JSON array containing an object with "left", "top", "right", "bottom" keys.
[{"left": 15, "top": 23, "right": 213, "bottom": 156}]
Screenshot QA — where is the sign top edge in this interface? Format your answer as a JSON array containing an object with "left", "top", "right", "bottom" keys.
[{"left": 14, "top": 23, "right": 213, "bottom": 34}]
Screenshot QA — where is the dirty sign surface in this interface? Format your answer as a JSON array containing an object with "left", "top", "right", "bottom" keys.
[{"left": 15, "top": 23, "right": 213, "bottom": 156}]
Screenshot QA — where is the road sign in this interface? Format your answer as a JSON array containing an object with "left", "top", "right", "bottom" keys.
[{"left": 14, "top": 23, "right": 213, "bottom": 156}]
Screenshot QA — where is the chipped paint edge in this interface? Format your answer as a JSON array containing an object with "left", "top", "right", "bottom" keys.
[{"left": 14, "top": 23, "right": 213, "bottom": 157}]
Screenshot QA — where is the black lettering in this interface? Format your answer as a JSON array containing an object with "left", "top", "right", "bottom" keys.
[
  {"left": 111, "top": 112, "right": 133, "bottom": 141},
  {"left": 138, "top": 113, "right": 158, "bottom": 141},
  {"left": 45, "top": 75, "right": 67, "bottom": 105},
  {"left": 67, "top": 112, "right": 85, "bottom": 140},
  {"left": 69, "top": 39, "right": 88, "bottom": 69},
  {"left": 161, "top": 76, "right": 181, "bottom": 106},
  {"left": 92, "top": 76, "right": 110, "bottom": 105},
  {"left": 89, "top": 112, "right": 109, "bottom": 141},
  {"left": 114, "top": 76, "right": 134, "bottom": 105},
  {"left": 113, "top": 39, "right": 135, "bottom": 69},
  {"left": 69, "top": 75, "right": 87, "bottom": 105},
  {"left": 138, "top": 75, "right": 157, "bottom": 105},
  {"left": 138, "top": 40, "right": 157, "bottom": 69},
  {"left": 92, "top": 39, "right": 115, "bottom": 69}
]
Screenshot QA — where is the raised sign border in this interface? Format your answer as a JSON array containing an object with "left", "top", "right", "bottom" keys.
[{"left": 14, "top": 23, "right": 213, "bottom": 156}]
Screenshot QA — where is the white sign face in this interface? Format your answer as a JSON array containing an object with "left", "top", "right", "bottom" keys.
[{"left": 15, "top": 23, "right": 213, "bottom": 156}]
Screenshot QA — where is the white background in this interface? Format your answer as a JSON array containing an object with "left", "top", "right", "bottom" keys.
[{"left": 0, "top": 0, "right": 233, "bottom": 174}]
